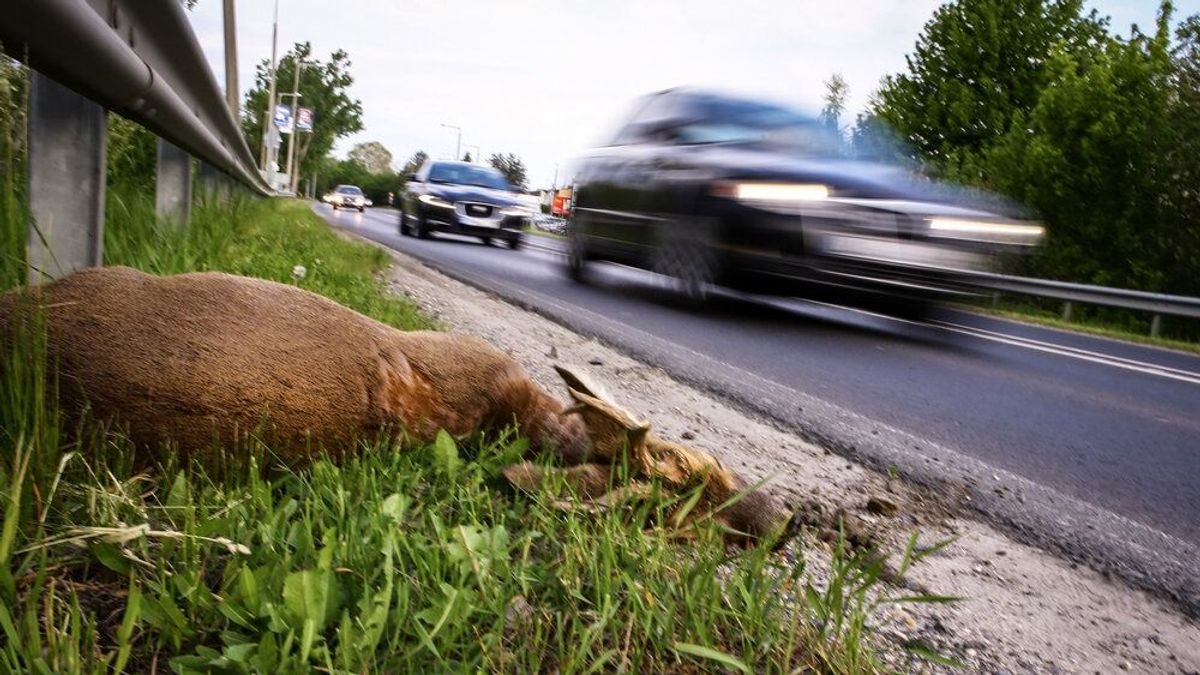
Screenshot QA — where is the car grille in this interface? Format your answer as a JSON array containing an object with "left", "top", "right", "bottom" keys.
[{"left": 465, "top": 203, "right": 492, "bottom": 217}]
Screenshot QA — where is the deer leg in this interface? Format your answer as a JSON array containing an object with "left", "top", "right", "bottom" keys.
[{"left": 501, "top": 461, "right": 613, "bottom": 499}]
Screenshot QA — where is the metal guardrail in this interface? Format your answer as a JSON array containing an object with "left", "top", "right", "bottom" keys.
[
  {"left": 963, "top": 269, "right": 1200, "bottom": 323},
  {"left": 946, "top": 266, "right": 1199, "bottom": 337},
  {"left": 0, "top": 0, "right": 269, "bottom": 195},
  {"left": 2, "top": 0, "right": 270, "bottom": 282}
]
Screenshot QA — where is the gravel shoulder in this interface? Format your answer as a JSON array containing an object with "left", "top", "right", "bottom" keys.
[{"left": 357, "top": 232, "right": 1200, "bottom": 673}]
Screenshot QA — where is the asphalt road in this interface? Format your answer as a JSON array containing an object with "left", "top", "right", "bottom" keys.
[{"left": 319, "top": 204, "right": 1200, "bottom": 603}]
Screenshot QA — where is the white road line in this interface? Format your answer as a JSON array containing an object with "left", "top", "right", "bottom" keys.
[
  {"left": 929, "top": 320, "right": 1200, "bottom": 386},
  {"left": 767, "top": 297, "right": 1200, "bottom": 386}
]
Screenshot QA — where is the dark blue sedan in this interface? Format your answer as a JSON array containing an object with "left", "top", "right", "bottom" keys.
[{"left": 399, "top": 161, "right": 528, "bottom": 249}]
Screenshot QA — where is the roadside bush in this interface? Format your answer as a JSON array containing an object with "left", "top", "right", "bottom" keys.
[{"left": 982, "top": 26, "right": 1172, "bottom": 291}]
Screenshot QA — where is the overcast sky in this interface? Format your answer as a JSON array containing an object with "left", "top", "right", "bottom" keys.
[{"left": 192, "top": 0, "right": 1197, "bottom": 188}]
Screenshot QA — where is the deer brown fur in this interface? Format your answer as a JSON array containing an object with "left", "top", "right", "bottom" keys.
[{"left": 0, "top": 266, "right": 796, "bottom": 544}]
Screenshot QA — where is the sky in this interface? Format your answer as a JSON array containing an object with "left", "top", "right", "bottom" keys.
[{"left": 191, "top": 0, "right": 1198, "bottom": 189}]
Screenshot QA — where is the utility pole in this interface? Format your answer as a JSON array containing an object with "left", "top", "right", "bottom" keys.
[
  {"left": 222, "top": 0, "right": 238, "bottom": 119},
  {"left": 440, "top": 123, "right": 461, "bottom": 161},
  {"left": 259, "top": 0, "right": 280, "bottom": 186},
  {"left": 283, "top": 58, "right": 305, "bottom": 195}
]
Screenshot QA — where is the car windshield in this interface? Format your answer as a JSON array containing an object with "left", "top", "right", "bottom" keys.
[
  {"left": 427, "top": 163, "right": 510, "bottom": 190},
  {"left": 336, "top": 186, "right": 363, "bottom": 195},
  {"left": 674, "top": 95, "right": 845, "bottom": 157}
]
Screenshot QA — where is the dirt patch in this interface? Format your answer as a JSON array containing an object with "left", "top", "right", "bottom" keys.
[{"left": 365, "top": 237, "right": 1200, "bottom": 673}]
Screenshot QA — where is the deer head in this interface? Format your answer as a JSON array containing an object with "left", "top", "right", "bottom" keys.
[{"left": 503, "top": 365, "right": 799, "bottom": 547}]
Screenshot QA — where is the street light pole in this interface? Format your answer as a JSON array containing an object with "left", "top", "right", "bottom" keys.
[
  {"left": 278, "top": 91, "right": 301, "bottom": 189},
  {"left": 222, "top": 0, "right": 238, "bottom": 119},
  {"left": 283, "top": 58, "right": 307, "bottom": 194},
  {"left": 440, "top": 123, "right": 461, "bottom": 160},
  {"left": 260, "top": 0, "right": 280, "bottom": 184}
]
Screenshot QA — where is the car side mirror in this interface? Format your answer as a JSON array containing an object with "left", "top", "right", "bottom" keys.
[{"left": 407, "top": 174, "right": 420, "bottom": 183}]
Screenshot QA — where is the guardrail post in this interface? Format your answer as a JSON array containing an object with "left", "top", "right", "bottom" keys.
[
  {"left": 196, "top": 161, "right": 230, "bottom": 205},
  {"left": 1150, "top": 314, "right": 1162, "bottom": 338},
  {"left": 27, "top": 71, "right": 106, "bottom": 284},
  {"left": 155, "top": 139, "right": 192, "bottom": 228},
  {"left": 1061, "top": 301, "right": 1074, "bottom": 322},
  {"left": 196, "top": 161, "right": 215, "bottom": 203}
]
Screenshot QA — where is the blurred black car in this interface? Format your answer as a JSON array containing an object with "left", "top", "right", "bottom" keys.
[
  {"left": 399, "top": 161, "right": 528, "bottom": 248},
  {"left": 566, "top": 88, "right": 1043, "bottom": 314}
]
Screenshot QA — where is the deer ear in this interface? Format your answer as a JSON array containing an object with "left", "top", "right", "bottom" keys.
[
  {"left": 563, "top": 387, "right": 652, "bottom": 463},
  {"left": 565, "top": 387, "right": 645, "bottom": 429},
  {"left": 555, "top": 364, "right": 616, "bottom": 404}
]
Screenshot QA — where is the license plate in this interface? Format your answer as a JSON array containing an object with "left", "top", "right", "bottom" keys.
[
  {"left": 822, "top": 234, "right": 983, "bottom": 270},
  {"left": 462, "top": 217, "right": 499, "bottom": 228}
]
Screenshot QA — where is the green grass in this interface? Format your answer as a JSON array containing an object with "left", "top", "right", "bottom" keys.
[
  {"left": 0, "top": 423, "right": 951, "bottom": 673},
  {"left": 968, "top": 296, "right": 1200, "bottom": 355},
  {"left": 0, "top": 425, "right": 850, "bottom": 673},
  {"left": 100, "top": 190, "right": 434, "bottom": 332},
  {"left": 0, "top": 56, "right": 27, "bottom": 290},
  {"left": 525, "top": 226, "right": 565, "bottom": 240},
  {"left": 0, "top": 181, "right": 952, "bottom": 671}
]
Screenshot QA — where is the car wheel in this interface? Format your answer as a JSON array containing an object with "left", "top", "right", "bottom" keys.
[
  {"left": 506, "top": 234, "right": 522, "bottom": 250},
  {"left": 566, "top": 222, "right": 589, "bottom": 281},
  {"left": 416, "top": 214, "right": 432, "bottom": 239},
  {"left": 480, "top": 236, "right": 493, "bottom": 246},
  {"left": 398, "top": 210, "right": 409, "bottom": 235},
  {"left": 332, "top": 204, "right": 338, "bottom": 210},
  {"left": 358, "top": 206, "right": 364, "bottom": 212},
  {"left": 651, "top": 217, "right": 721, "bottom": 303}
]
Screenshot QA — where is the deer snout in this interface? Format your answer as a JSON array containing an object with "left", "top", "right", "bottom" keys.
[{"left": 711, "top": 483, "right": 801, "bottom": 549}]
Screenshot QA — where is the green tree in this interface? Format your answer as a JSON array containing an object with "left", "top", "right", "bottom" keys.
[
  {"left": 487, "top": 153, "right": 527, "bottom": 189},
  {"left": 873, "top": 0, "right": 1108, "bottom": 178},
  {"left": 461, "top": 151, "right": 473, "bottom": 163},
  {"left": 1154, "top": 12, "right": 1200, "bottom": 296},
  {"left": 982, "top": 8, "right": 1173, "bottom": 290},
  {"left": 849, "top": 112, "right": 910, "bottom": 163},
  {"left": 242, "top": 43, "right": 363, "bottom": 186},
  {"left": 317, "top": 157, "right": 398, "bottom": 205},
  {"left": 400, "top": 150, "right": 428, "bottom": 177},
  {"left": 818, "top": 73, "right": 849, "bottom": 134},
  {"left": 348, "top": 141, "right": 394, "bottom": 174}
]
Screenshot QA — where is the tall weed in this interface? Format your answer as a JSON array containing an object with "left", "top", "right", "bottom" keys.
[{"left": 0, "top": 54, "right": 27, "bottom": 289}]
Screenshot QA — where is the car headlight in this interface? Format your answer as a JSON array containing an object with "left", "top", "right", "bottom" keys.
[
  {"left": 419, "top": 194, "right": 454, "bottom": 209},
  {"left": 714, "top": 181, "right": 830, "bottom": 202},
  {"left": 927, "top": 217, "right": 1044, "bottom": 243}
]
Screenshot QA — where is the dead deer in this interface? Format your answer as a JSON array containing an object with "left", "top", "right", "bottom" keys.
[{"left": 1, "top": 266, "right": 797, "bottom": 545}]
